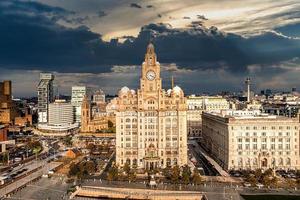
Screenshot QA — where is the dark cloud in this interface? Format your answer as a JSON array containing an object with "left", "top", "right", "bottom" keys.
[
  {"left": 97, "top": 10, "right": 107, "bottom": 18},
  {"left": 130, "top": 3, "right": 142, "bottom": 9},
  {"left": 0, "top": 0, "right": 300, "bottom": 78},
  {"left": 275, "top": 22, "right": 300, "bottom": 37}
]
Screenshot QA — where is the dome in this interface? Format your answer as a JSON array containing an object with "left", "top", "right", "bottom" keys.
[
  {"left": 167, "top": 89, "right": 172, "bottom": 96},
  {"left": 173, "top": 85, "right": 182, "bottom": 94},
  {"left": 130, "top": 89, "right": 136, "bottom": 95},
  {"left": 119, "top": 86, "right": 130, "bottom": 95}
]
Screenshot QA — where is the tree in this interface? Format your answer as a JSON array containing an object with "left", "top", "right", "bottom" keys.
[
  {"left": 63, "top": 136, "right": 73, "bottom": 147},
  {"left": 271, "top": 176, "right": 279, "bottom": 188},
  {"left": 192, "top": 168, "right": 203, "bottom": 185},
  {"left": 263, "top": 169, "right": 273, "bottom": 177},
  {"left": 287, "top": 179, "right": 297, "bottom": 188},
  {"left": 87, "top": 143, "right": 95, "bottom": 152},
  {"left": 128, "top": 170, "right": 136, "bottom": 182},
  {"left": 254, "top": 169, "right": 262, "bottom": 180},
  {"left": 182, "top": 165, "right": 191, "bottom": 184},
  {"left": 2, "top": 152, "right": 8, "bottom": 164},
  {"left": 123, "top": 162, "right": 131, "bottom": 175},
  {"left": 245, "top": 174, "right": 258, "bottom": 186},
  {"left": 163, "top": 166, "right": 172, "bottom": 180},
  {"left": 69, "top": 163, "right": 79, "bottom": 176},
  {"left": 107, "top": 164, "right": 119, "bottom": 181},
  {"left": 261, "top": 175, "right": 272, "bottom": 187},
  {"left": 171, "top": 165, "right": 180, "bottom": 184},
  {"left": 85, "top": 161, "right": 96, "bottom": 174}
]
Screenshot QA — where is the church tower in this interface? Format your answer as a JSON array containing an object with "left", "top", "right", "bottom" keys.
[{"left": 80, "top": 96, "right": 90, "bottom": 132}]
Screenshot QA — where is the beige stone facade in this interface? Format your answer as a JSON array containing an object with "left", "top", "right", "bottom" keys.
[
  {"left": 202, "top": 110, "right": 300, "bottom": 171},
  {"left": 187, "top": 95, "right": 229, "bottom": 137},
  {"left": 81, "top": 97, "right": 110, "bottom": 133},
  {"left": 115, "top": 43, "right": 188, "bottom": 169}
]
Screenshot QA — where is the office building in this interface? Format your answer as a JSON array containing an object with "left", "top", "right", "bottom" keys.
[
  {"left": 71, "top": 86, "right": 91, "bottom": 123},
  {"left": 115, "top": 43, "right": 188, "bottom": 170},
  {"left": 38, "top": 99, "right": 78, "bottom": 132},
  {"left": 187, "top": 95, "right": 229, "bottom": 137},
  {"left": 202, "top": 110, "right": 300, "bottom": 171},
  {"left": 37, "top": 73, "right": 54, "bottom": 123}
]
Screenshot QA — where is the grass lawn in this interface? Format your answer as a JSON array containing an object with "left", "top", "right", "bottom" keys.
[{"left": 241, "top": 195, "right": 300, "bottom": 200}]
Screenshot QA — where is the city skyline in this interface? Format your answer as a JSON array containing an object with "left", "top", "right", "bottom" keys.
[{"left": 0, "top": 0, "right": 300, "bottom": 96}]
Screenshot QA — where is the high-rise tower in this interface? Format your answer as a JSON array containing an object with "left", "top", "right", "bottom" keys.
[
  {"left": 245, "top": 77, "right": 251, "bottom": 103},
  {"left": 37, "top": 73, "right": 54, "bottom": 123}
]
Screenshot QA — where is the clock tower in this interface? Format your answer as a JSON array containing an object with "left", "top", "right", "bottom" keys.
[
  {"left": 115, "top": 43, "right": 188, "bottom": 170},
  {"left": 140, "top": 43, "right": 162, "bottom": 93}
]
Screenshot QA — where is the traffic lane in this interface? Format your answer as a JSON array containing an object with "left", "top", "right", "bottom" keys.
[
  {"left": 188, "top": 144, "right": 218, "bottom": 176},
  {"left": 190, "top": 144, "right": 220, "bottom": 176}
]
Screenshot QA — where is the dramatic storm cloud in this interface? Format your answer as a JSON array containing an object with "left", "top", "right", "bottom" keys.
[{"left": 1, "top": 0, "right": 300, "bottom": 96}]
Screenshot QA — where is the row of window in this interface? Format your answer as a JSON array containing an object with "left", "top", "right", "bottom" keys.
[
  {"left": 233, "top": 157, "right": 291, "bottom": 166},
  {"left": 236, "top": 132, "right": 294, "bottom": 137},
  {"left": 237, "top": 151, "right": 296, "bottom": 156},
  {"left": 238, "top": 144, "right": 292, "bottom": 150},
  {"left": 232, "top": 126, "right": 297, "bottom": 130},
  {"left": 237, "top": 138, "right": 292, "bottom": 143}
]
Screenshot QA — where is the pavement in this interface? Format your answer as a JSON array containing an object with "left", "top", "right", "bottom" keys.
[
  {"left": 4, "top": 176, "right": 71, "bottom": 200},
  {"left": 0, "top": 161, "right": 62, "bottom": 198}
]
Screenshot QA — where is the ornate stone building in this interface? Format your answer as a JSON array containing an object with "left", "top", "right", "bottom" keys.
[
  {"left": 81, "top": 96, "right": 115, "bottom": 133},
  {"left": 202, "top": 110, "right": 300, "bottom": 171},
  {"left": 115, "top": 43, "right": 188, "bottom": 170}
]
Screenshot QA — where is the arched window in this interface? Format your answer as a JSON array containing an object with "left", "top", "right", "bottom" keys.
[
  {"left": 279, "top": 158, "right": 283, "bottom": 165},
  {"left": 126, "top": 158, "right": 131, "bottom": 165},
  {"left": 125, "top": 118, "right": 131, "bottom": 123},
  {"left": 173, "top": 158, "right": 177, "bottom": 165},
  {"left": 166, "top": 158, "right": 171, "bottom": 167},
  {"left": 286, "top": 158, "right": 291, "bottom": 165},
  {"left": 246, "top": 158, "right": 251, "bottom": 166},
  {"left": 253, "top": 158, "right": 258, "bottom": 166},
  {"left": 238, "top": 158, "right": 243, "bottom": 167},
  {"left": 133, "top": 159, "right": 137, "bottom": 167}
]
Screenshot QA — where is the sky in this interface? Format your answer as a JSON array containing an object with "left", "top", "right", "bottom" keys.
[{"left": 0, "top": 0, "right": 300, "bottom": 97}]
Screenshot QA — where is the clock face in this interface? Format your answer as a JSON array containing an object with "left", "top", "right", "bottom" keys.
[{"left": 146, "top": 70, "right": 156, "bottom": 81}]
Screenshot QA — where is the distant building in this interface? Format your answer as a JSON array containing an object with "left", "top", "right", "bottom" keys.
[
  {"left": 49, "top": 99, "right": 74, "bottom": 125},
  {"left": 202, "top": 110, "right": 300, "bottom": 171},
  {"left": 81, "top": 97, "right": 114, "bottom": 133},
  {"left": 0, "top": 125, "right": 8, "bottom": 142},
  {"left": 37, "top": 73, "right": 54, "bottom": 123},
  {"left": 92, "top": 89, "right": 105, "bottom": 104},
  {"left": 38, "top": 99, "right": 78, "bottom": 132},
  {"left": 187, "top": 95, "right": 229, "bottom": 137},
  {"left": 0, "top": 80, "right": 18, "bottom": 124},
  {"left": 71, "top": 86, "right": 91, "bottom": 123},
  {"left": 65, "top": 149, "right": 81, "bottom": 159},
  {"left": 14, "top": 112, "right": 32, "bottom": 126},
  {"left": 92, "top": 89, "right": 106, "bottom": 113}
]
